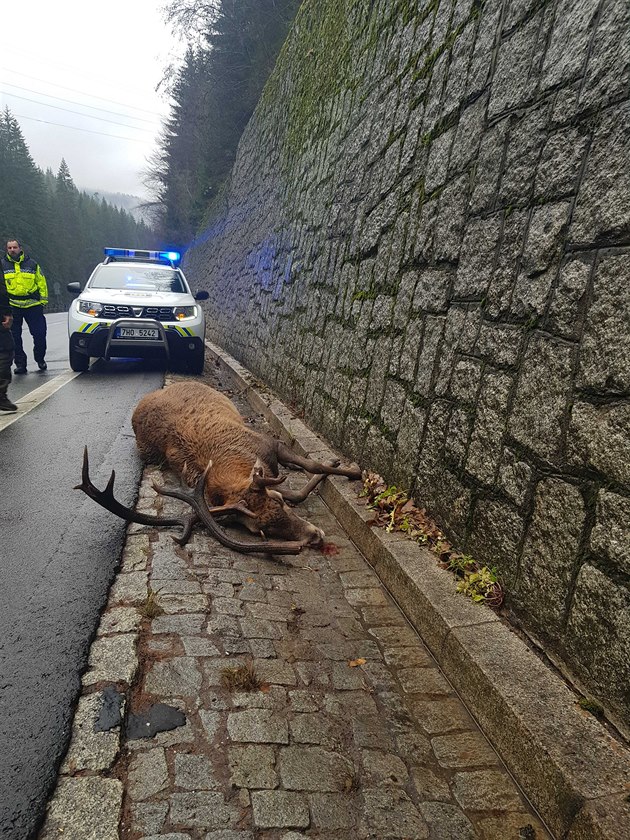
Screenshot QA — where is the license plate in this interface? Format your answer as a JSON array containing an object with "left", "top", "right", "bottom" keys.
[{"left": 116, "top": 327, "right": 159, "bottom": 339}]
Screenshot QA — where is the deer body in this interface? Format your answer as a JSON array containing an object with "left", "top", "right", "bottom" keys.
[{"left": 131, "top": 381, "right": 360, "bottom": 546}]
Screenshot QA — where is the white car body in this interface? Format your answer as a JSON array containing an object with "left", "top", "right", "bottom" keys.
[{"left": 67, "top": 249, "right": 208, "bottom": 373}]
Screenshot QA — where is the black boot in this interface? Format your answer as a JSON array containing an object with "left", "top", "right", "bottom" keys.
[{"left": 0, "top": 393, "right": 17, "bottom": 412}]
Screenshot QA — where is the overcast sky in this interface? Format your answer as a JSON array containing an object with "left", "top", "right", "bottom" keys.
[{"left": 1, "top": 1, "right": 180, "bottom": 199}]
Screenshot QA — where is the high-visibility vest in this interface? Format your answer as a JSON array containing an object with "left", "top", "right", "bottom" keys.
[{"left": 1, "top": 252, "right": 48, "bottom": 308}]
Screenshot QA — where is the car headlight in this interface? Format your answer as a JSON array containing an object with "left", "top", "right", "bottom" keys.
[
  {"left": 173, "top": 306, "right": 197, "bottom": 320},
  {"left": 78, "top": 300, "right": 103, "bottom": 316}
]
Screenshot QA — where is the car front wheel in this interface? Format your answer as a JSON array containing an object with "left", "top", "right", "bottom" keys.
[
  {"left": 188, "top": 346, "right": 205, "bottom": 375},
  {"left": 69, "top": 341, "right": 90, "bottom": 372}
]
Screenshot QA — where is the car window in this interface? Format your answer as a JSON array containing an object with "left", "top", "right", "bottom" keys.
[{"left": 89, "top": 264, "right": 187, "bottom": 293}]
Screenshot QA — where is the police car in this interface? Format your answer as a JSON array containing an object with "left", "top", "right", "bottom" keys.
[{"left": 67, "top": 247, "right": 208, "bottom": 373}]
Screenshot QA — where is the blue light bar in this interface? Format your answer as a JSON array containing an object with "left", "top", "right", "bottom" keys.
[
  {"left": 160, "top": 251, "right": 181, "bottom": 262},
  {"left": 103, "top": 247, "right": 181, "bottom": 263}
]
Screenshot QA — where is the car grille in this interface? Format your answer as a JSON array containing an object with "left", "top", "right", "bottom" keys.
[{"left": 101, "top": 305, "right": 175, "bottom": 321}]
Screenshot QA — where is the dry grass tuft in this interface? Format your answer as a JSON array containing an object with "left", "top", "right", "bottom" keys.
[
  {"left": 221, "top": 660, "right": 262, "bottom": 692},
  {"left": 138, "top": 589, "right": 164, "bottom": 619}
]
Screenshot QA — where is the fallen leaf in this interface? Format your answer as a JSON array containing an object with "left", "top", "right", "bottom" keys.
[
  {"left": 259, "top": 682, "right": 271, "bottom": 693},
  {"left": 348, "top": 657, "right": 366, "bottom": 668}
]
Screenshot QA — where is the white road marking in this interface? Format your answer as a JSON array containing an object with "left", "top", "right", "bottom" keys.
[{"left": 0, "top": 369, "right": 82, "bottom": 432}]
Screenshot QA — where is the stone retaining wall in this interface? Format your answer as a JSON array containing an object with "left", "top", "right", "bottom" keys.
[{"left": 184, "top": 0, "right": 630, "bottom": 729}]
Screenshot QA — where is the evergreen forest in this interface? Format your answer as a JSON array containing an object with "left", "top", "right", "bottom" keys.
[
  {"left": 146, "top": 0, "right": 302, "bottom": 248},
  {"left": 0, "top": 109, "right": 157, "bottom": 312}
]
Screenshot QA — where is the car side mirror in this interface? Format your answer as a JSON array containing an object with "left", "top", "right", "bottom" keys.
[
  {"left": 67, "top": 282, "right": 82, "bottom": 294},
  {"left": 194, "top": 290, "right": 209, "bottom": 301}
]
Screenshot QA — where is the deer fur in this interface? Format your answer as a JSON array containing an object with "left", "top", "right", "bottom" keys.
[{"left": 131, "top": 381, "right": 360, "bottom": 545}]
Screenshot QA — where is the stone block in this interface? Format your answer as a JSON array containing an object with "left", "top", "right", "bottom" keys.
[
  {"left": 168, "top": 792, "right": 239, "bottom": 829},
  {"left": 497, "top": 448, "right": 533, "bottom": 507},
  {"left": 251, "top": 790, "right": 309, "bottom": 828},
  {"left": 419, "top": 802, "right": 476, "bottom": 839},
  {"left": 541, "top": 0, "right": 599, "bottom": 90},
  {"left": 228, "top": 744, "right": 277, "bottom": 789},
  {"left": 361, "top": 787, "right": 428, "bottom": 838},
  {"left": 466, "top": 497, "right": 525, "bottom": 588},
  {"left": 567, "top": 792, "right": 630, "bottom": 840},
  {"left": 565, "top": 564, "right": 630, "bottom": 729},
  {"left": 454, "top": 215, "right": 502, "bottom": 299},
  {"left": 82, "top": 634, "right": 138, "bottom": 687},
  {"left": 412, "top": 268, "right": 451, "bottom": 314},
  {"left": 579, "top": 0, "right": 630, "bottom": 110},
  {"left": 431, "top": 730, "right": 500, "bottom": 769},
  {"left": 414, "top": 315, "right": 445, "bottom": 396},
  {"left": 309, "top": 791, "right": 358, "bottom": 829},
  {"left": 449, "top": 357, "right": 483, "bottom": 403},
  {"left": 590, "top": 491, "right": 630, "bottom": 575},
  {"left": 508, "top": 334, "right": 575, "bottom": 465},
  {"left": 489, "top": 14, "right": 540, "bottom": 115},
  {"left": 434, "top": 174, "right": 469, "bottom": 262},
  {"left": 445, "top": 406, "right": 473, "bottom": 469},
  {"left": 571, "top": 105, "right": 630, "bottom": 246},
  {"left": 174, "top": 752, "right": 219, "bottom": 790},
  {"left": 468, "top": 0, "right": 502, "bottom": 96},
  {"left": 474, "top": 322, "right": 522, "bottom": 368},
  {"left": 534, "top": 127, "right": 589, "bottom": 202},
  {"left": 470, "top": 121, "right": 508, "bottom": 213},
  {"left": 486, "top": 209, "right": 528, "bottom": 318},
  {"left": 452, "top": 769, "right": 524, "bottom": 811},
  {"left": 576, "top": 253, "right": 630, "bottom": 392},
  {"left": 451, "top": 94, "right": 487, "bottom": 173},
  {"left": 227, "top": 708, "right": 289, "bottom": 744},
  {"left": 546, "top": 257, "right": 592, "bottom": 339},
  {"left": 498, "top": 104, "right": 548, "bottom": 206},
  {"left": 397, "top": 666, "right": 452, "bottom": 696},
  {"left": 361, "top": 749, "right": 409, "bottom": 785},
  {"left": 144, "top": 657, "right": 202, "bottom": 697},
  {"left": 39, "top": 778, "right": 122, "bottom": 840},
  {"left": 569, "top": 401, "right": 630, "bottom": 486},
  {"left": 278, "top": 746, "right": 354, "bottom": 792},
  {"left": 425, "top": 128, "right": 455, "bottom": 194},
  {"left": 465, "top": 370, "right": 513, "bottom": 485},
  {"left": 128, "top": 748, "right": 168, "bottom": 800},
  {"left": 61, "top": 692, "right": 121, "bottom": 774},
  {"left": 513, "top": 478, "right": 585, "bottom": 634},
  {"left": 512, "top": 201, "right": 571, "bottom": 316},
  {"left": 108, "top": 571, "right": 148, "bottom": 606}
]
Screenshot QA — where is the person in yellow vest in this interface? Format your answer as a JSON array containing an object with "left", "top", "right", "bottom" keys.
[
  {"left": 0, "top": 279, "right": 17, "bottom": 411},
  {"left": 1, "top": 239, "right": 48, "bottom": 374}
]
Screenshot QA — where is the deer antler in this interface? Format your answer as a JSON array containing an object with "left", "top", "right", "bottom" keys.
[
  {"left": 77, "top": 450, "right": 305, "bottom": 555},
  {"left": 279, "top": 473, "right": 327, "bottom": 503},
  {"left": 74, "top": 447, "right": 197, "bottom": 545},
  {"left": 153, "top": 461, "right": 304, "bottom": 555},
  {"left": 251, "top": 465, "right": 287, "bottom": 488}
]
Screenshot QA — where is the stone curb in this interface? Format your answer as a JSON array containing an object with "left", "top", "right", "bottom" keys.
[{"left": 205, "top": 339, "right": 630, "bottom": 840}]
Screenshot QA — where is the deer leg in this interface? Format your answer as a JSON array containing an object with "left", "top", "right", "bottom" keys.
[{"left": 276, "top": 443, "right": 361, "bottom": 480}]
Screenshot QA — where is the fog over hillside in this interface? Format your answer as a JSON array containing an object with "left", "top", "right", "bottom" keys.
[{"left": 81, "top": 187, "right": 153, "bottom": 224}]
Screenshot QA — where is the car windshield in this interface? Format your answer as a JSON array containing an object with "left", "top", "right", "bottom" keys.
[{"left": 89, "top": 264, "right": 187, "bottom": 293}]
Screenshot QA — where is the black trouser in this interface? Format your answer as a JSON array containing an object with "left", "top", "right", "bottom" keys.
[
  {"left": 0, "top": 348, "right": 13, "bottom": 397},
  {"left": 11, "top": 305, "right": 47, "bottom": 368}
]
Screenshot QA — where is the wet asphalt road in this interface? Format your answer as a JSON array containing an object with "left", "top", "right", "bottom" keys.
[{"left": 0, "top": 315, "right": 163, "bottom": 839}]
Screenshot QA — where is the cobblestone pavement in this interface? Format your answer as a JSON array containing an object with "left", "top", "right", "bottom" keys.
[{"left": 41, "top": 377, "right": 550, "bottom": 840}]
